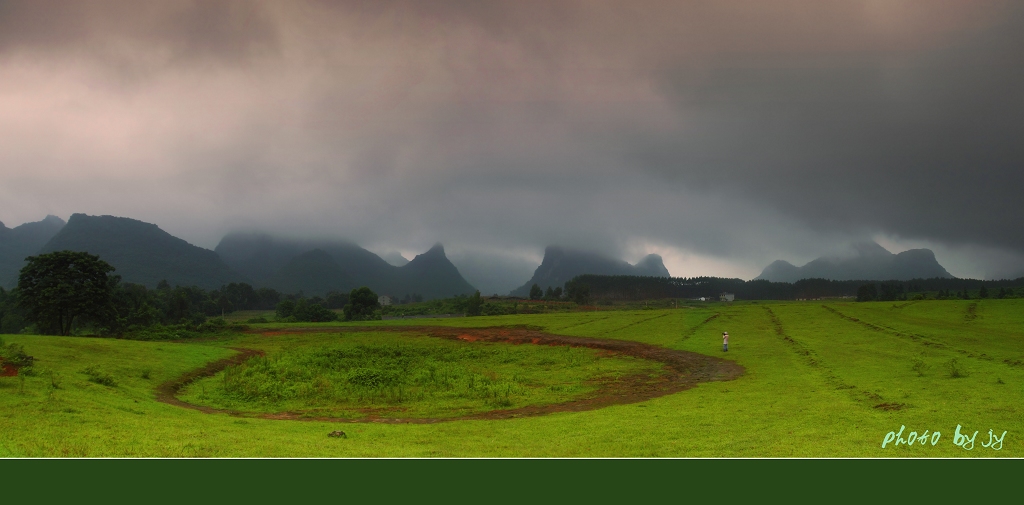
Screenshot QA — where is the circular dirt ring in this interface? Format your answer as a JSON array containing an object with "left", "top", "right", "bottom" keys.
[{"left": 156, "top": 326, "right": 744, "bottom": 423}]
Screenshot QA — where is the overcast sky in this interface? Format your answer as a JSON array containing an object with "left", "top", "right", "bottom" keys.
[{"left": 2, "top": 0, "right": 1022, "bottom": 291}]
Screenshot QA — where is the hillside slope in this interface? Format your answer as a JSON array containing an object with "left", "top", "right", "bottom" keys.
[
  {"left": 39, "top": 214, "right": 244, "bottom": 289},
  {"left": 0, "top": 215, "right": 66, "bottom": 289},
  {"left": 510, "top": 247, "right": 670, "bottom": 297},
  {"left": 755, "top": 242, "right": 953, "bottom": 282},
  {"left": 215, "top": 234, "right": 475, "bottom": 298}
]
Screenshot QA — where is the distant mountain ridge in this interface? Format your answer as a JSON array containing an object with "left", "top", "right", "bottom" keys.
[
  {"left": 510, "top": 246, "right": 670, "bottom": 297},
  {"left": 39, "top": 214, "right": 244, "bottom": 289},
  {"left": 755, "top": 241, "right": 953, "bottom": 283},
  {"left": 215, "top": 233, "right": 476, "bottom": 299},
  {"left": 0, "top": 215, "right": 66, "bottom": 289}
]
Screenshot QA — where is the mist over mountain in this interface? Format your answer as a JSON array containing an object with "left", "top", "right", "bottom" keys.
[
  {"left": 379, "top": 251, "right": 409, "bottom": 267},
  {"left": 215, "top": 234, "right": 476, "bottom": 299},
  {"left": 755, "top": 242, "right": 953, "bottom": 283},
  {"left": 0, "top": 215, "right": 66, "bottom": 289},
  {"left": 448, "top": 251, "right": 540, "bottom": 297},
  {"left": 510, "top": 247, "right": 670, "bottom": 297},
  {"left": 39, "top": 214, "right": 244, "bottom": 289},
  {"left": 264, "top": 249, "right": 353, "bottom": 297}
]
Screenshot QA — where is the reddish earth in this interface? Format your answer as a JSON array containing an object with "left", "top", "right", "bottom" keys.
[
  {"left": 155, "top": 347, "right": 265, "bottom": 413},
  {"left": 156, "top": 326, "right": 744, "bottom": 424},
  {"left": 1, "top": 361, "right": 17, "bottom": 377}
]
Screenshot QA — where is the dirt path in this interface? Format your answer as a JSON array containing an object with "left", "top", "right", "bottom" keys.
[
  {"left": 155, "top": 347, "right": 265, "bottom": 413},
  {"left": 156, "top": 326, "right": 744, "bottom": 424}
]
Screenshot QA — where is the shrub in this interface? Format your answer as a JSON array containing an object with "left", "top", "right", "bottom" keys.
[
  {"left": 911, "top": 358, "right": 929, "bottom": 377},
  {"left": 946, "top": 358, "right": 969, "bottom": 379},
  {"left": 0, "top": 337, "right": 34, "bottom": 368},
  {"left": 81, "top": 366, "right": 117, "bottom": 387},
  {"left": 292, "top": 300, "right": 337, "bottom": 322},
  {"left": 276, "top": 300, "right": 296, "bottom": 320},
  {"left": 348, "top": 368, "right": 402, "bottom": 388}
]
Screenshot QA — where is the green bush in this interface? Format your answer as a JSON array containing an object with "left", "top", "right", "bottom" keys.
[
  {"left": 348, "top": 368, "right": 402, "bottom": 388},
  {"left": 911, "top": 358, "right": 930, "bottom": 377},
  {"left": 0, "top": 337, "right": 34, "bottom": 368},
  {"left": 946, "top": 358, "right": 969, "bottom": 379},
  {"left": 81, "top": 366, "right": 117, "bottom": 387}
]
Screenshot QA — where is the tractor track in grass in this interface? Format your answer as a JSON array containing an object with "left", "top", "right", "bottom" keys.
[
  {"left": 550, "top": 314, "right": 614, "bottom": 332},
  {"left": 827, "top": 301, "right": 1024, "bottom": 368},
  {"left": 156, "top": 326, "right": 744, "bottom": 424},
  {"left": 820, "top": 305, "right": 998, "bottom": 362},
  {"left": 680, "top": 313, "right": 720, "bottom": 342},
  {"left": 598, "top": 312, "right": 673, "bottom": 335},
  {"left": 761, "top": 307, "right": 898, "bottom": 410}
]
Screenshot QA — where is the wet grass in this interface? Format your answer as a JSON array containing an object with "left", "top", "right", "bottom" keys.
[
  {"left": 178, "top": 331, "right": 662, "bottom": 419},
  {"left": 1, "top": 299, "right": 1022, "bottom": 457}
]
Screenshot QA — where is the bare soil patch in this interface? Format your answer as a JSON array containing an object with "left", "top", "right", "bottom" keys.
[
  {"left": 157, "top": 326, "right": 744, "bottom": 423},
  {"left": 1, "top": 361, "right": 17, "bottom": 377}
]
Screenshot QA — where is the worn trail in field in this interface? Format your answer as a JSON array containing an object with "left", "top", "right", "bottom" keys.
[
  {"left": 820, "top": 305, "right": 1013, "bottom": 368},
  {"left": 762, "top": 307, "right": 902, "bottom": 411},
  {"left": 156, "top": 326, "right": 744, "bottom": 424}
]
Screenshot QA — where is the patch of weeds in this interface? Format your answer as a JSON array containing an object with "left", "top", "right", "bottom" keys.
[
  {"left": 946, "top": 358, "right": 969, "bottom": 379},
  {"left": 49, "top": 370, "right": 61, "bottom": 389},
  {"left": 348, "top": 368, "right": 402, "bottom": 388},
  {"left": 997, "top": 377, "right": 1005, "bottom": 384},
  {"left": 246, "top": 317, "right": 269, "bottom": 324},
  {"left": 0, "top": 337, "right": 35, "bottom": 368},
  {"left": 140, "top": 369, "right": 151, "bottom": 380},
  {"left": 911, "top": 358, "right": 930, "bottom": 377},
  {"left": 81, "top": 366, "right": 117, "bottom": 387}
]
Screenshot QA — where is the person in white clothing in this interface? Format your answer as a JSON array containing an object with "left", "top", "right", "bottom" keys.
[{"left": 723, "top": 331, "right": 729, "bottom": 352}]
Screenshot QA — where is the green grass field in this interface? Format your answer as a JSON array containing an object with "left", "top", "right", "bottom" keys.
[
  {"left": 177, "top": 330, "right": 665, "bottom": 419},
  {"left": 2, "top": 299, "right": 1022, "bottom": 457}
]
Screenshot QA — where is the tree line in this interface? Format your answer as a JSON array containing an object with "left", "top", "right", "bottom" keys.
[
  {"left": 0, "top": 250, "right": 374, "bottom": 336},
  {"left": 561, "top": 274, "right": 1024, "bottom": 302}
]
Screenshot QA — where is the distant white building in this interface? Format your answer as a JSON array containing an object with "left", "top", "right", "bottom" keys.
[
  {"left": 720, "top": 292, "right": 735, "bottom": 302},
  {"left": 378, "top": 295, "right": 393, "bottom": 306}
]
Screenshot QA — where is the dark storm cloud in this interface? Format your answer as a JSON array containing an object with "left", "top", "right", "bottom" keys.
[
  {"left": 640, "top": 6, "right": 1024, "bottom": 252},
  {"left": 2, "top": 0, "right": 1022, "bottom": 282}
]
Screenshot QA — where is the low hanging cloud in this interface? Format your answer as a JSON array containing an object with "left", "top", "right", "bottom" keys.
[{"left": 1, "top": 0, "right": 1022, "bottom": 283}]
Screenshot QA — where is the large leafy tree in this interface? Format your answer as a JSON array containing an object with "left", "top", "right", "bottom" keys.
[
  {"left": 17, "top": 250, "right": 115, "bottom": 335},
  {"left": 343, "top": 286, "right": 380, "bottom": 321}
]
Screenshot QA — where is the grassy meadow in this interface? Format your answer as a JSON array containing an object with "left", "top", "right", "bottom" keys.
[
  {"left": 1, "top": 299, "right": 1022, "bottom": 457},
  {"left": 177, "top": 330, "right": 665, "bottom": 419}
]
